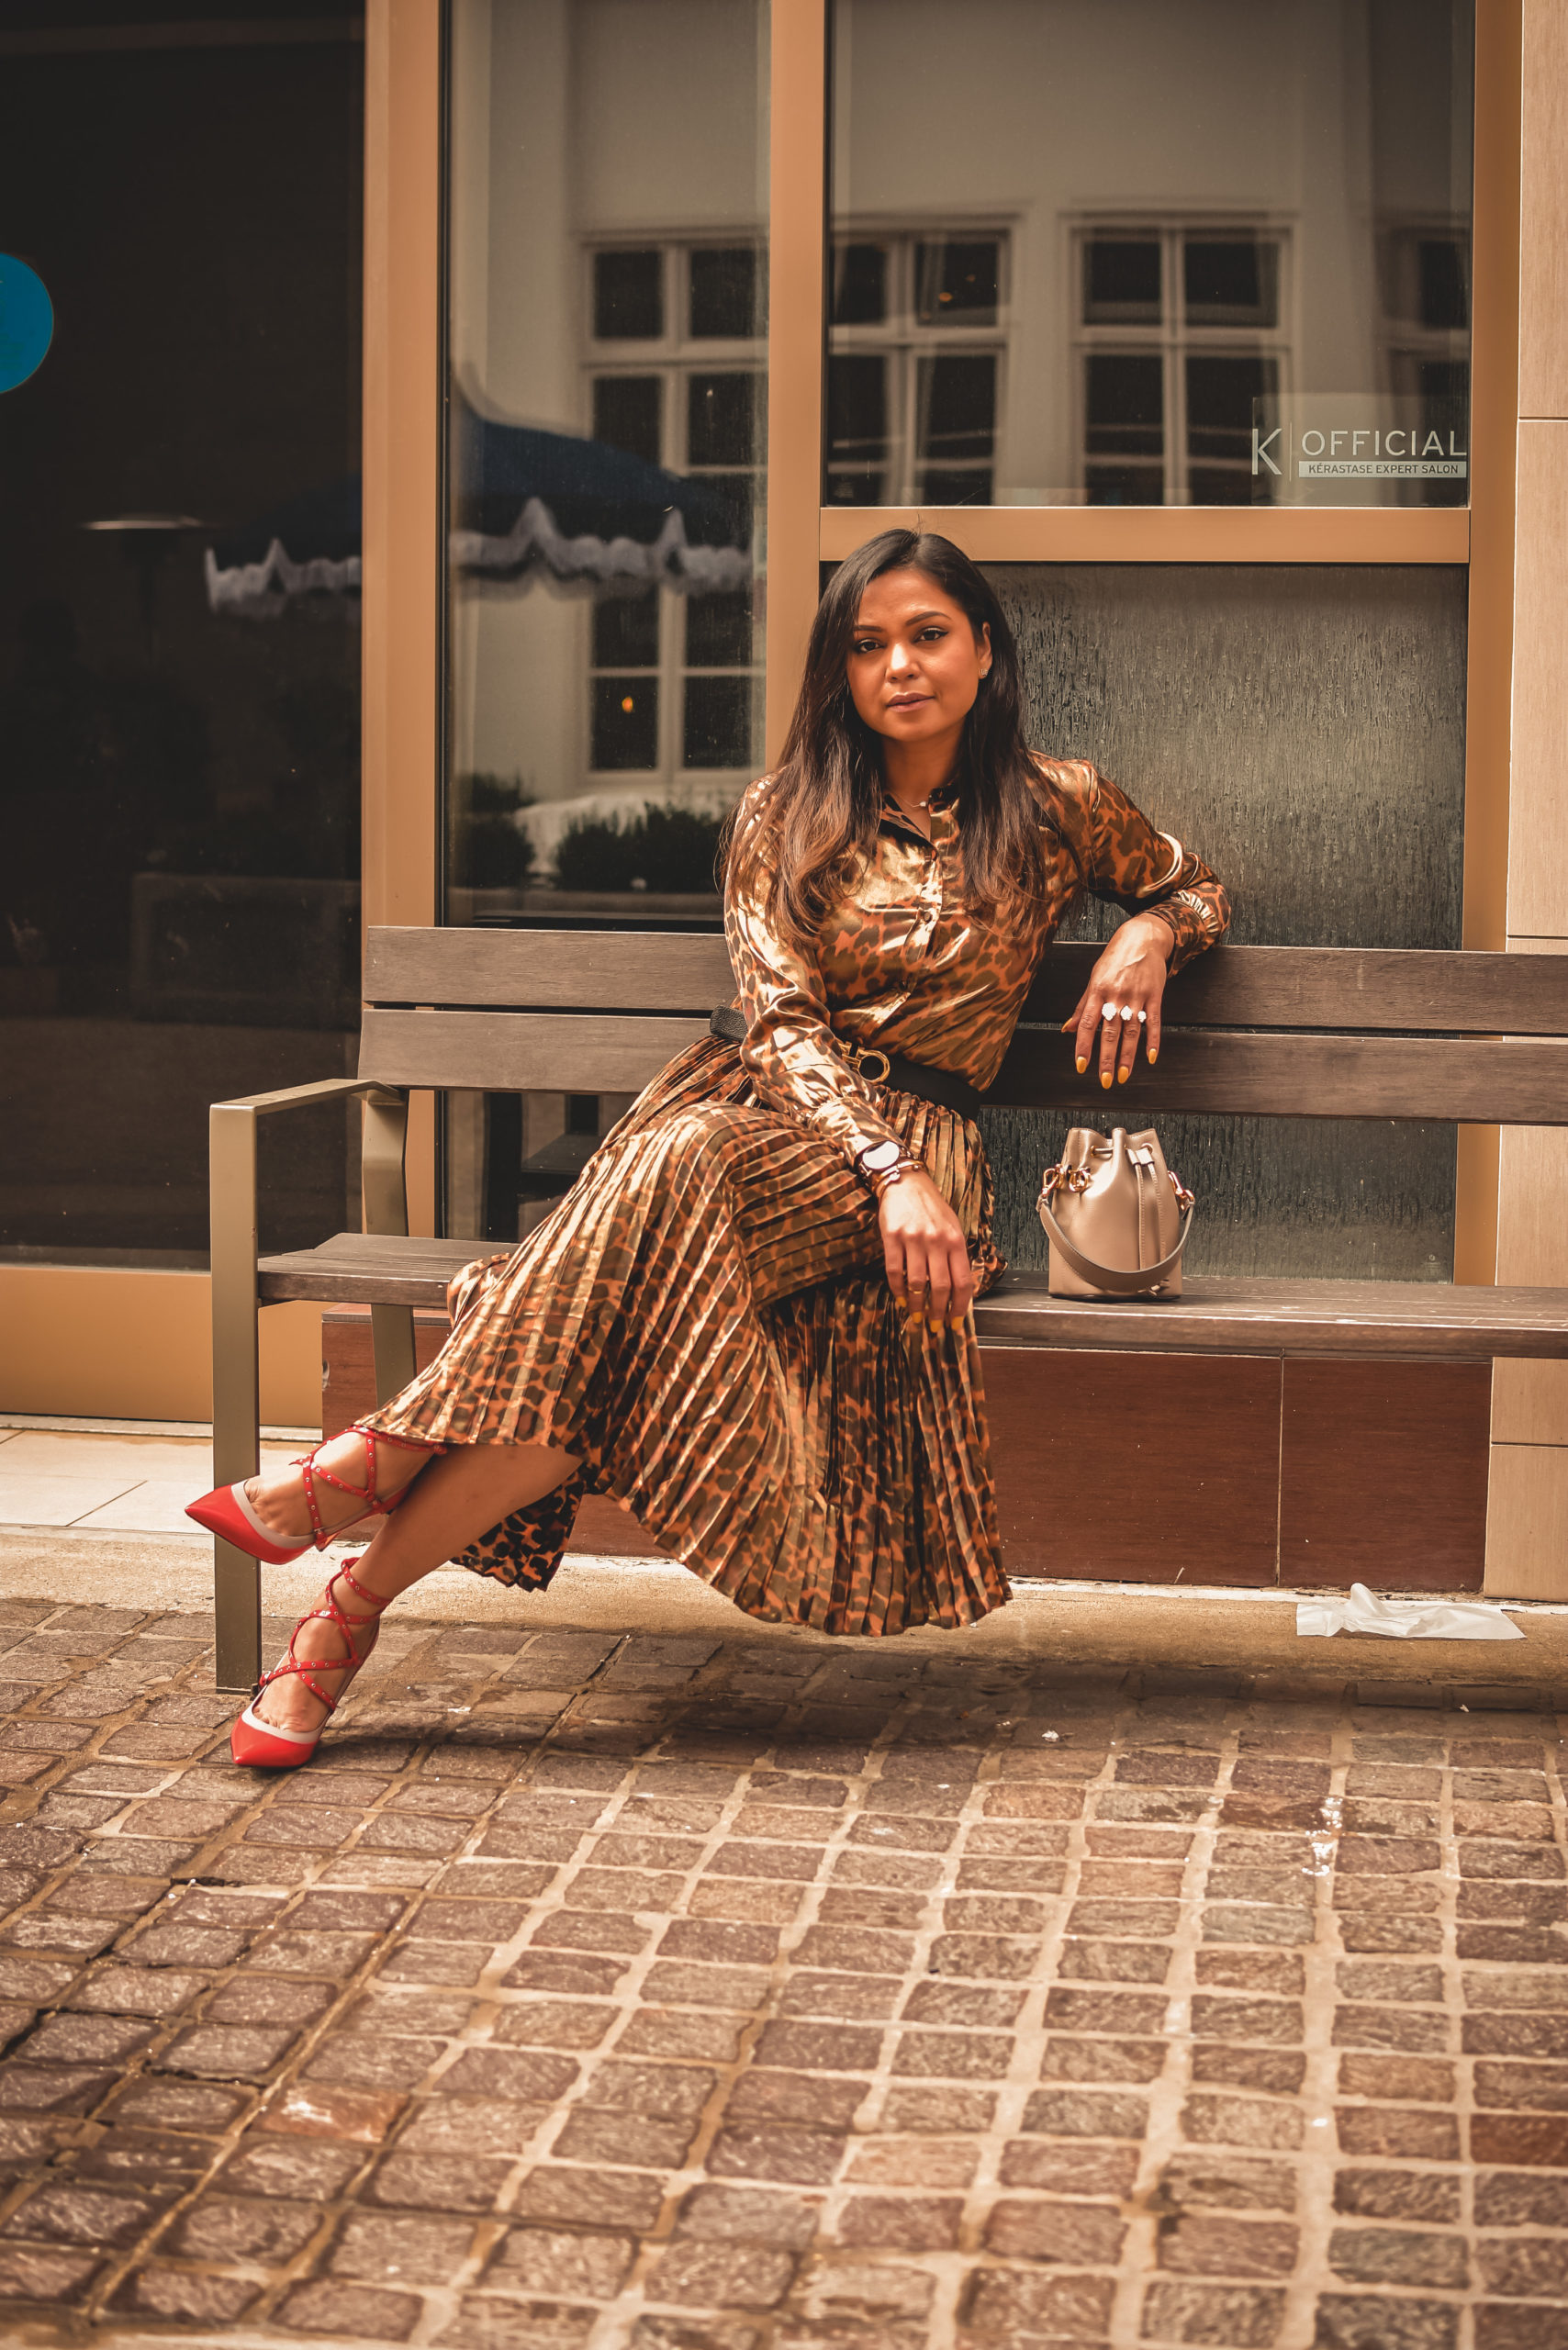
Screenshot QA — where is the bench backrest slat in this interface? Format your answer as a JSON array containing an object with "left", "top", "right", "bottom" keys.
[
  {"left": 1022, "top": 943, "right": 1568, "bottom": 1035},
  {"left": 360, "top": 1008, "right": 711, "bottom": 1096},
  {"left": 365, "top": 925, "right": 735, "bottom": 1013},
  {"left": 994, "top": 1030, "right": 1568, "bottom": 1124},
  {"left": 359, "top": 1006, "right": 1568, "bottom": 1126},
  {"left": 364, "top": 927, "right": 1568, "bottom": 1038}
]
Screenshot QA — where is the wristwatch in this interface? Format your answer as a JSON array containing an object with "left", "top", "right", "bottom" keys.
[{"left": 857, "top": 1138, "right": 920, "bottom": 1197}]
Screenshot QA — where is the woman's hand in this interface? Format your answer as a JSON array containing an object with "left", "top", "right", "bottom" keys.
[
  {"left": 1062, "top": 913, "right": 1173, "bottom": 1090},
  {"left": 880, "top": 1170, "right": 975, "bottom": 1331}
]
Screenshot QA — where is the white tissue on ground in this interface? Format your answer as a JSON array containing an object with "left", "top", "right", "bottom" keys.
[{"left": 1295, "top": 1582, "right": 1525, "bottom": 1640}]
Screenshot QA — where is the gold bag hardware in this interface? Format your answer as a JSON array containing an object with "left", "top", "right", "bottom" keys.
[{"left": 1037, "top": 1126, "right": 1195, "bottom": 1299}]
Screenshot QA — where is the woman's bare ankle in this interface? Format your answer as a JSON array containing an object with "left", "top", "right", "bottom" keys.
[
  {"left": 253, "top": 1603, "right": 379, "bottom": 1731},
  {"left": 242, "top": 1434, "right": 425, "bottom": 1543}
]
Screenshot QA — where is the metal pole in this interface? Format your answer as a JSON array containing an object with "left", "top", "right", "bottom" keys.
[{"left": 209, "top": 1101, "right": 262, "bottom": 1691}]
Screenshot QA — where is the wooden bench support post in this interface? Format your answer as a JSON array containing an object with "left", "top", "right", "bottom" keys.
[
  {"left": 209, "top": 1099, "right": 263, "bottom": 1693},
  {"left": 363, "top": 1089, "right": 415, "bottom": 1404}
]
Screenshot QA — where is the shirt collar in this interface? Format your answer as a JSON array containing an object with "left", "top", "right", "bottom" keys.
[{"left": 879, "top": 778, "right": 960, "bottom": 828}]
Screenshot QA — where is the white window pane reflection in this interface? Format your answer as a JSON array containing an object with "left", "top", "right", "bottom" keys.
[{"left": 830, "top": 0, "right": 1473, "bottom": 508}]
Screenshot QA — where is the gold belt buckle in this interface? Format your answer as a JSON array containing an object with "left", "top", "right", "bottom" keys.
[{"left": 853, "top": 1045, "right": 891, "bottom": 1084}]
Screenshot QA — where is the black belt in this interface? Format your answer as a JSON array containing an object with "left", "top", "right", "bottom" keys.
[{"left": 709, "top": 1005, "right": 984, "bottom": 1121}]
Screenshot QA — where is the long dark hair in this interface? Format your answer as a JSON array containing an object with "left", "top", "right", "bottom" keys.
[{"left": 723, "top": 531, "right": 1048, "bottom": 952}]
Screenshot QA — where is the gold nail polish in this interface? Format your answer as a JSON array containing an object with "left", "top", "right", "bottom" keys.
[
  {"left": 1148, "top": 1049, "right": 1158, "bottom": 1065},
  {"left": 1100, "top": 1072, "right": 1112, "bottom": 1090},
  {"left": 1117, "top": 1067, "right": 1129, "bottom": 1083},
  {"left": 1076, "top": 1057, "right": 1088, "bottom": 1074}
]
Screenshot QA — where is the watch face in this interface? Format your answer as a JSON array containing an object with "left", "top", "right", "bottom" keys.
[{"left": 862, "top": 1140, "right": 902, "bottom": 1172}]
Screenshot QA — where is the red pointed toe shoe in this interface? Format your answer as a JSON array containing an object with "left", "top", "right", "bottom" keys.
[
  {"left": 230, "top": 1559, "right": 387, "bottom": 1770},
  {"left": 185, "top": 1480, "right": 313, "bottom": 1565},
  {"left": 188, "top": 1426, "right": 436, "bottom": 1565}
]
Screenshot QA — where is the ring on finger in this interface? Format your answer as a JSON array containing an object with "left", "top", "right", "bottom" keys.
[{"left": 1101, "top": 1002, "right": 1117, "bottom": 1022}]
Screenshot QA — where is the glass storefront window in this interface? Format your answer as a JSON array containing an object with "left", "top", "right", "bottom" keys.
[
  {"left": 444, "top": 0, "right": 770, "bottom": 931},
  {"left": 0, "top": 13, "right": 364, "bottom": 1269},
  {"left": 829, "top": 0, "right": 1474, "bottom": 508}
]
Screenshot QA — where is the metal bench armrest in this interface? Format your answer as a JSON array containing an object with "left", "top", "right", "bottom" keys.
[{"left": 208, "top": 1076, "right": 410, "bottom": 1692}]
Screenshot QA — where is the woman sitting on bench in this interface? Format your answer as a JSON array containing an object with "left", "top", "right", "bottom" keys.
[{"left": 189, "top": 529, "right": 1230, "bottom": 1768}]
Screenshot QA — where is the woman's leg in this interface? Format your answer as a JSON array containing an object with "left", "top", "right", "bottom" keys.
[{"left": 252, "top": 1439, "right": 578, "bottom": 1733}]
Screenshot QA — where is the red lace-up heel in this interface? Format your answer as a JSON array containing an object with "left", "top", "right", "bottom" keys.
[
  {"left": 186, "top": 1427, "right": 436, "bottom": 1564},
  {"left": 230, "top": 1558, "right": 388, "bottom": 1769}
]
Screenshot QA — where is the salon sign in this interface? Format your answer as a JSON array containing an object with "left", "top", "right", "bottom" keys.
[{"left": 1251, "top": 396, "right": 1467, "bottom": 498}]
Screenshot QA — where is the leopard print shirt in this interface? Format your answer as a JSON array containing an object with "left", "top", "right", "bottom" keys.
[{"left": 723, "top": 756, "right": 1230, "bottom": 1167}]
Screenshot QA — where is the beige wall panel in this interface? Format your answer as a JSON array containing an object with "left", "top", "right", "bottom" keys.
[
  {"left": 1492, "top": 949, "right": 1568, "bottom": 1453},
  {"left": 0, "top": 1274, "right": 320, "bottom": 1429},
  {"left": 1495, "top": 1123, "right": 1568, "bottom": 1283},
  {"left": 1519, "top": 0, "right": 1568, "bottom": 418},
  {"left": 1484, "top": 1439, "right": 1568, "bottom": 1597},
  {"left": 1505, "top": 423, "right": 1568, "bottom": 934},
  {"left": 1492, "top": 1360, "right": 1568, "bottom": 1443}
]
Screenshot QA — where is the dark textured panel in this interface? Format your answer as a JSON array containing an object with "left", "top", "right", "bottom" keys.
[
  {"left": 992, "top": 565, "right": 1468, "bottom": 952},
  {"left": 1280, "top": 1360, "right": 1490, "bottom": 1593},
  {"left": 990, "top": 563, "right": 1467, "bottom": 1281},
  {"left": 983, "top": 1346, "right": 1282, "bottom": 1585},
  {"left": 981, "top": 1109, "right": 1459, "bottom": 1284}
]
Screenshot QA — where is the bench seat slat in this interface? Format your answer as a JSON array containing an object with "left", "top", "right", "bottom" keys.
[
  {"left": 257, "top": 1234, "right": 1568, "bottom": 1360},
  {"left": 364, "top": 927, "right": 1568, "bottom": 1038}
]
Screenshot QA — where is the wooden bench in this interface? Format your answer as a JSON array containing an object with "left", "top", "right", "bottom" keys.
[{"left": 206, "top": 923, "right": 1568, "bottom": 1687}]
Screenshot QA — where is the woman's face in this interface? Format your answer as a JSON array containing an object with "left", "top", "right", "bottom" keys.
[{"left": 845, "top": 567, "right": 991, "bottom": 751}]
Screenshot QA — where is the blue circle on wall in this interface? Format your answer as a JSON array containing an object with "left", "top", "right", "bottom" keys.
[{"left": 0, "top": 257, "right": 53, "bottom": 392}]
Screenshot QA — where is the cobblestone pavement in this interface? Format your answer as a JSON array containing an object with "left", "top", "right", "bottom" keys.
[{"left": 0, "top": 1594, "right": 1565, "bottom": 2348}]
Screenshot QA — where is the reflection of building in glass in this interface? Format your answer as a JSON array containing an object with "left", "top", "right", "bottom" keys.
[
  {"left": 446, "top": 0, "right": 768, "bottom": 845},
  {"left": 828, "top": 232, "right": 1008, "bottom": 506},
  {"left": 1381, "top": 218, "right": 1472, "bottom": 470},
  {"left": 586, "top": 239, "right": 765, "bottom": 778},
  {"left": 1073, "top": 225, "right": 1289, "bottom": 506},
  {"left": 830, "top": 0, "right": 1473, "bottom": 509}
]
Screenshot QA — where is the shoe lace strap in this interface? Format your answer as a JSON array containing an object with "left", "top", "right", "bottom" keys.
[
  {"left": 255, "top": 1560, "right": 388, "bottom": 1716},
  {"left": 291, "top": 1426, "right": 443, "bottom": 1550}
]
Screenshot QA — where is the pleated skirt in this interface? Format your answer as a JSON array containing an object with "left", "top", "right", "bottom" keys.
[{"left": 360, "top": 1036, "right": 1010, "bottom": 1635}]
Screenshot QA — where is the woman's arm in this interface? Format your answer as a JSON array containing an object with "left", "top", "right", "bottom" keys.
[
  {"left": 722, "top": 786, "right": 905, "bottom": 1167},
  {"left": 723, "top": 785, "right": 974, "bottom": 1327},
  {"left": 1048, "top": 762, "right": 1230, "bottom": 1090}
]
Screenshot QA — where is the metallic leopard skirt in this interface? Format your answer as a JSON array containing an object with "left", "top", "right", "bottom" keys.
[{"left": 359, "top": 1037, "right": 1008, "bottom": 1635}]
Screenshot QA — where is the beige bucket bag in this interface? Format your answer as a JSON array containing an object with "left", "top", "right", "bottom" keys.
[{"left": 1037, "top": 1126, "right": 1195, "bottom": 1299}]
